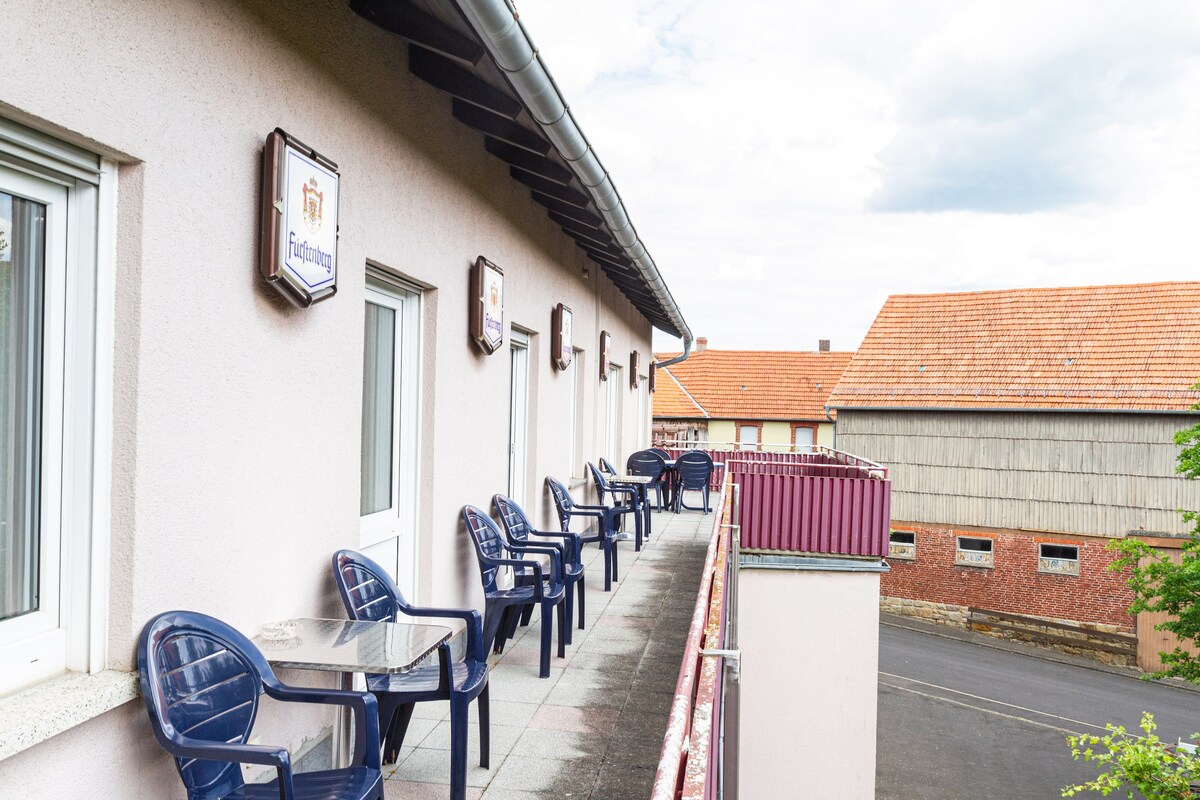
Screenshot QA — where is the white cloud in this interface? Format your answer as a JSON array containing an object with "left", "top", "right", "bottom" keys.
[{"left": 516, "top": 0, "right": 1200, "bottom": 351}]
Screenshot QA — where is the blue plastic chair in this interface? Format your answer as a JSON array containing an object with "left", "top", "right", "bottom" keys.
[
  {"left": 598, "top": 457, "right": 618, "bottom": 476},
  {"left": 138, "top": 610, "right": 384, "bottom": 800},
  {"left": 461, "top": 504, "right": 567, "bottom": 678},
  {"left": 648, "top": 447, "right": 671, "bottom": 459},
  {"left": 674, "top": 450, "right": 714, "bottom": 513},
  {"left": 546, "top": 476, "right": 623, "bottom": 591},
  {"left": 627, "top": 450, "right": 668, "bottom": 511},
  {"left": 493, "top": 494, "right": 585, "bottom": 645},
  {"left": 588, "top": 462, "right": 645, "bottom": 550},
  {"left": 332, "top": 550, "right": 489, "bottom": 798}
]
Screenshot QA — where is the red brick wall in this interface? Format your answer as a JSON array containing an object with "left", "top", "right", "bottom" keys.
[{"left": 883, "top": 524, "right": 1135, "bottom": 631}]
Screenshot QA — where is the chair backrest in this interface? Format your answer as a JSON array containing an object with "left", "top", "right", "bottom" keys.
[
  {"left": 648, "top": 448, "right": 671, "bottom": 459},
  {"left": 332, "top": 549, "right": 406, "bottom": 623},
  {"left": 587, "top": 462, "right": 610, "bottom": 492},
  {"left": 627, "top": 450, "right": 665, "bottom": 480},
  {"left": 139, "top": 611, "right": 269, "bottom": 799},
  {"left": 545, "top": 476, "right": 575, "bottom": 531},
  {"left": 493, "top": 494, "right": 533, "bottom": 545},
  {"left": 676, "top": 450, "right": 714, "bottom": 488},
  {"left": 462, "top": 505, "right": 508, "bottom": 594},
  {"left": 599, "top": 457, "right": 617, "bottom": 475}
]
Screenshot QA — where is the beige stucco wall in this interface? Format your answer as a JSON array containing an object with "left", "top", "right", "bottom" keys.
[
  {"left": 737, "top": 564, "right": 880, "bottom": 799},
  {"left": 818, "top": 420, "right": 835, "bottom": 448},
  {"left": 0, "top": 0, "right": 656, "bottom": 794},
  {"left": 707, "top": 420, "right": 736, "bottom": 447},
  {"left": 761, "top": 420, "right": 790, "bottom": 451}
]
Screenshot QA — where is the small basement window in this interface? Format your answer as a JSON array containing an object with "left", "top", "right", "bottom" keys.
[
  {"left": 1038, "top": 543, "right": 1080, "bottom": 576},
  {"left": 955, "top": 536, "right": 994, "bottom": 568},
  {"left": 888, "top": 531, "right": 916, "bottom": 561}
]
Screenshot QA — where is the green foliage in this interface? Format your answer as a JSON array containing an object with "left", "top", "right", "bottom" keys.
[
  {"left": 1106, "top": 399, "right": 1200, "bottom": 682},
  {"left": 0, "top": 230, "right": 8, "bottom": 259},
  {"left": 1063, "top": 712, "right": 1200, "bottom": 799}
]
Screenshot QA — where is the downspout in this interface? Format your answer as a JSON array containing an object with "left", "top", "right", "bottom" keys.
[{"left": 452, "top": 0, "right": 693, "bottom": 366}]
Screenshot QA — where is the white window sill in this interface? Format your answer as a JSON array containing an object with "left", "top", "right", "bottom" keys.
[
  {"left": 0, "top": 670, "right": 139, "bottom": 761},
  {"left": 568, "top": 477, "right": 587, "bottom": 489}
]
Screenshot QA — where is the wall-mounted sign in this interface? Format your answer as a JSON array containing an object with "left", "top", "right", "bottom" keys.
[
  {"left": 630, "top": 351, "right": 641, "bottom": 389},
  {"left": 470, "top": 256, "right": 505, "bottom": 354},
  {"left": 599, "top": 331, "right": 611, "bottom": 380},
  {"left": 552, "top": 303, "right": 573, "bottom": 371},
  {"left": 260, "top": 129, "right": 339, "bottom": 307},
  {"left": 649, "top": 362, "right": 657, "bottom": 393}
]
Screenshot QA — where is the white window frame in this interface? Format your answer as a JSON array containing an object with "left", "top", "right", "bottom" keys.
[
  {"left": 359, "top": 275, "right": 422, "bottom": 555},
  {"left": 0, "top": 119, "right": 115, "bottom": 694},
  {"left": 605, "top": 365, "right": 621, "bottom": 463},
  {"left": 888, "top": 530, "right": 916, "bottom": 561},
  {"left": 568, "top": 349, "right": 581, "bottom": 478},
  {"left": 738, "top": 424, "right": 759, "bottom": 451}
]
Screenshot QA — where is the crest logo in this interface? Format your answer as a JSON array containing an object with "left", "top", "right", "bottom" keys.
[{"left": 301, "top": 176, "right": 323, "bottom": 233}]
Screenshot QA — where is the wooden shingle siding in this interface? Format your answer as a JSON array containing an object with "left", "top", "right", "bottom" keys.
[{"left": 837, "top": 410, "right": 1200, "bottom": 537}]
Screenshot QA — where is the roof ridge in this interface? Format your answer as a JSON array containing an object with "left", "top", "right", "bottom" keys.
[{"left": 662, "top": 367, "right": 709, "bottom": 418}]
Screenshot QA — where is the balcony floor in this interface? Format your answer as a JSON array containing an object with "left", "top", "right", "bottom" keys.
[{"left": 384, "top": 507, "right": 712, "bottom": 799}]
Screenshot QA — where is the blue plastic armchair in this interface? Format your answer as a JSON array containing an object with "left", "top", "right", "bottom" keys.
[
  {"left": 332, "top": 550, "right": 489, "bottom": 799},
  {"left": 627, "top": 450, "right": 668, "bottom": 512},
  {"left": 588, "top": 462, "right": 645, "bottom": 550},
  {"left": 138, "top": 610, "right": 384, "bottom": 800},
  {"left": 674, "top": 450, "right": 715, "bottom": 513},
  {"left": 598, "top": 457, "right": 618, "bottom": 476},
  {"left": 493, "top": 494, "right": 585, "bottom": 645},
  {"left": 462, "top": 505, "right": 567, "bottom": 678},
  {"left": 546, "top": 475, "right": 622, "bottom": 591}
]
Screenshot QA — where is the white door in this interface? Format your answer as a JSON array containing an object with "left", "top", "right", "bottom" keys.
[
  {"left": 508, "top": 330, "right": 530, "bottom": 505},
  {"left": 739, "top": 424, "right": 759, "bottom": 451},
  {"left": 605, "top": 366, "right": 620, "bottom": 463},
  {"left": 636, "top": 377, "right": 648, "bottom": 451},
  {"left": 794, "top": 426, "right": 815, "bottom": 453},
  {"left": 360, "top": 278, "right": 421, "bottom": 599}
]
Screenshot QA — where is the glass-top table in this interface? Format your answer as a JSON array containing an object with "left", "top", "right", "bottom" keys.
[{"left": 253, "top": 617, "right": 454, "bottom": 674}]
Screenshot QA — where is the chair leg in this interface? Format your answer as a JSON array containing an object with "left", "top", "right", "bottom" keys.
[
  {"left": 602, "top": 543, "right": 613, "bottom": 592},
  {"left": 563, "top": 578, "right": 574, "bottom": 646},
  {"left": 519, "top": 605, "right": 534, "bottom": 627},
  {"left": 556, "top": 600, "right": 566, "bottom": 659},
  {"left": 500, "top": 606, "right": 521, "bottom": 650},
  {"left": 382, "top": 701, "right": 415, "bottom": 765},
  {"left": 611, "top": 537, "right": 620, "bottom": 584},
  {"left": 577, "top": 575, "right": 586, "bottom": 630},
  {"left": 477, "top": 682, "right": 491, "bottom": 769},
  {"left": 483, "top": 603, "right": 504, "bottom": 656},
  {"left": 539, "top": 600, "right": 553, "bottom": 678},
  {"left": 449, "top": 695, "right": 469, "bottom": 800}
]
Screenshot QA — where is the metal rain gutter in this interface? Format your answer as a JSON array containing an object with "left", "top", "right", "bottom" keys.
[{"left": 451, "top": 0, "right": 693, "bottom": 360}]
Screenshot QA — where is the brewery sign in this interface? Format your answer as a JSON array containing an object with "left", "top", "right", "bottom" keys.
[
  {"left": 552, "top": 303, "right": 573, "bottom": 371},
  {"left": 599, "top": 331, "right": 611, "bottom": 379},
  {"left": 471, "top": 256, "right": 505, "bottom": 354},
  {"left": 260, "top": 129, "right": 339, "bottom": 307},
  {"left": 630, "top": 351, "right": 641, "bottom": 388}
]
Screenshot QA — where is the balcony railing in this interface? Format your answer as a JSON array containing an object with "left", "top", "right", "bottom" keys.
[{"left": 652, "top": 475, "right": 737, "bottom": 800}]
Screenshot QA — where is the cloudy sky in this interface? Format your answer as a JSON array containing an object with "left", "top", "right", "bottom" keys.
[{"left": 516, "top": 0, "right": 1200, "bottom": 352}]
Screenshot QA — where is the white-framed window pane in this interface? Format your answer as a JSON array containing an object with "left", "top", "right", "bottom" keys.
[
  {"left": 794, "top": 426, "right": 814, "bottom": 452},
  {"left": 739, "top": 424, "right": 758, "bottom": 450},
  {"left": 1, "top": 190, "right": 45, "bottom": 623},
  {"left": 360, "top": 302, "right": 395, "bottom": 516}
]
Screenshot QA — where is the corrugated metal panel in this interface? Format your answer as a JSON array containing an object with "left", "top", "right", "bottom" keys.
[
  {"left": 734, "top": 471, "right": 890, "bottom": 557},
  {"left": 836, "top": 410, "right": 1200, "bottom": 537}
]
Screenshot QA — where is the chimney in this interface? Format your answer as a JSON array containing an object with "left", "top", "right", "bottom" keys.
[
  {"left": 696, "top": 337, "right": 708, "bottom": 352},
  {"left": 818, "top": 339, "right": 830, "bottom": 352}
]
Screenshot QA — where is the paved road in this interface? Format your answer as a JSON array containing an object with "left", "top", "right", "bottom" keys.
[{"left": 877, "top": 623, "right": 1200, "bottom": 799}]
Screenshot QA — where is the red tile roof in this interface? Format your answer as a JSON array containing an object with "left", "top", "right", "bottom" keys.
[
  {"left": 653, "top": 349, "right": 854, "bottom": 420},
  {"left": 828, "top": 282, "right": 1200, "bottom": 412}
]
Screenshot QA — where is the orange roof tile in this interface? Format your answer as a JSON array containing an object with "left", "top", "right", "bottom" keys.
[
  {"left": 653, "top": 349, "right": 854, "bottom": 420},
  {"left": 653, "top": 367, "right": 707, "bottom": 418},
  {"left": 828, "top": 282, "right": 1200, "bottom": 412}
]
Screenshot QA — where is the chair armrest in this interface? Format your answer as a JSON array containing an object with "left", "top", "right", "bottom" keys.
[
  {"left": 487, "top": 557, "right": 545, "bottom": 597},
  {"left": 509, "top": 544, "right": 562, "bottom": 584},
  {"left": 529, "top": 530, "right": 582, "bottom": 562},
  {"left": 264, "top": 684, "right": 381, "bottom": 770},
  {"left": 400, "top": 606, "right": 485, "bottom": 663},
  {"left": 161, "top": 735, "right": 297, "bottom": 799}
]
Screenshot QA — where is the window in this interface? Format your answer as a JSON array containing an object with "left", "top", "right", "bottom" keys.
[
  {"left": 604, "top": 365, "right": 620, "bottom": 462},
  {"left": 508, "top": 330, "right": 530, "bottom": 505},
  {"left": 955, "top": 536, "right": 994, "bottom": 568},
  {"left": 793, "top": 424, "right": 816, "bottom": 453},
  {"left": 1, "top": 119, "right": 114, "bottom": 693},
  {"left": 738, "top": 423, "right": 760, "bottom": 451},
  {"left": 636, "top": 373, "right": 648, "bottom": 450},
  {"left": 1038, "top": 543, "right": 1080, "bottom": 576},
  {"left": 569, "top": 348, "right": 583, "bottom": 477},
  {"left": 888, "top": 531, "right": 916, "bottom": 561},
  {"left": 360, "top": 272, "right": 421, "bottom": 599}
]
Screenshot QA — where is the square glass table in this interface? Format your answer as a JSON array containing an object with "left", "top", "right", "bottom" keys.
[{"left": 254, "top": 617, "right": 456, "bottom": 767}]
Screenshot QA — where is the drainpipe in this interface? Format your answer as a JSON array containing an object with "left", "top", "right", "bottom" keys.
[{"left": 451, "top": 0, "right": 694, "bottom": 364}]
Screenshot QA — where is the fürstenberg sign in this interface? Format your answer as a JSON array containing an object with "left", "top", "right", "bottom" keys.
[{"left": 259, "top": 129, "right": 339, "bottom": 307}]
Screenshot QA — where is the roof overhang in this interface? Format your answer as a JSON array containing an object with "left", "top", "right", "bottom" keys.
[{"left": 349, "top": 0, "right": 691, "bottom": 342}]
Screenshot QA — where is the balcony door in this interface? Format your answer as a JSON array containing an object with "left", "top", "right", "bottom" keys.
[
  {"left": 604, "top": 365, "right": 621, "bottom": 463},
  {"left": 360, "top": 276, "right": 421, "bottom": 599},
  {"left": 508, "top": 330, "right": 530, "bottom": 506}
]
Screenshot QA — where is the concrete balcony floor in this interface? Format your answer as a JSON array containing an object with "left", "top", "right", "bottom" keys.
[{"left": 384, "top": 508, "right": 712, "bottom": 799}]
